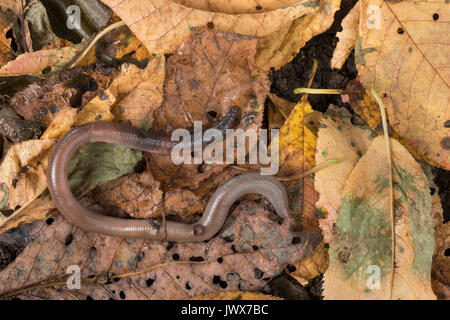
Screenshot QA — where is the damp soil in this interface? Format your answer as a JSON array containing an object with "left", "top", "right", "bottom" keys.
[{"left": 0, "top": 0, "right": 448, "bottom": 300}]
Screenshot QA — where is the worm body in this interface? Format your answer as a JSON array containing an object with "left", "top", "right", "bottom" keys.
[{"left": 47, "top": 108, "right": 289, "bottom": 242}]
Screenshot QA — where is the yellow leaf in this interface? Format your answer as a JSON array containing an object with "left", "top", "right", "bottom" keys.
[
  {"left": 100, "top": 0, "right": 319, "bottom": 54},
  {"left": 277, "top": 95, "right": 319, "bottom": 231},
  {"left": 356, "top": 0, "right": 450, "bottom": 169},
  {"left": 324, "top": 137, "right": 435, "bottom": 299},
  {"left": 257, "top": 0, "right": 341, "bottom": 71}
]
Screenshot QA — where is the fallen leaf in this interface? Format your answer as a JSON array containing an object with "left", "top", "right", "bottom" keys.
[
  {"left": 171, "top": 0, "right": 302, "bottom": 14},
  {"left": 431, "top": 222, "right": 450, "bottom": 300},
  {"left": 0, "top": 9, "right": 15, "bottom": 67},
  {"left": 314, "top": 106, "right": 374, "bottom": 242},
  {"left": 256, "top": 0, "right": 341, "bottom": 71},
  {"left": 110, "top": 55, "right": 165, "bottom": 127},
  {"left": 100, "top": 0, "right": 319, "bottom": 54},
  {"left": 331, "top": 1, "right": 359, "bottom": 69},
  {"left": 277, "top": 95, "right": 319, "bottom": 232},
  {"left": 267, "top": 93, "right": 295, "bottom": 130},
  {"left": 0, "top": 139, "right": 54, "bottom": 223},
  {"left": 288, "top": 242, "right": 328, "bottom": 285},
  {"left": 0, "top": 1, "right": 20, "bottom": 17},
  {"left": 342, "top": 79, "right": 381, "bottom": 130},
  {"left": 0, "top": 202, "right": 320, "bottom": 299},
  {"left": 323, "top": 137, "right": 435, "bottom": 299},
  {"left": 355, "top": 0, "right": 450, "bottom": 169},
  {"left": 192, "top": 291, "right": 282, "bottom": 300},
  {"left": 0, "top": 43, "right": 85, "bottom": 77},
  {"left": 148, "top": 28, "right": 268, "bottom": 188},
  {"left": 9, "top": 65, "right": 120, "bottom": 126}
]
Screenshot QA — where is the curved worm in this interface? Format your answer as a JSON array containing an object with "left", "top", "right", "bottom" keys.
[{"left": 47, "top": 108, "right": 289, "bottom": 242}]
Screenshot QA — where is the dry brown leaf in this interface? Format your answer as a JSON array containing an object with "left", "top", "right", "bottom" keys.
[
  {"left": 356, "top": 0, "right": 450, "bottom": 169},
  {"left": 256, "top": 0, "right": 340, "bottom": 71},
  {"left": 171, "top": 0, "right": 302, "bottom": 14},
  {"left": 324, "top": 137, "right": 435, "bottom": 299},
  {"left": 267, "top": 94, "right": 295, "bottom": 130},
  {"left": 0, "top": 43, "right": 85, "bottom": 77},
  {"left": 288, "top": 242, "right": 328, "bottom": 285},
  {"left": 0, "top": 1, "right": 20, "bottom": 16},
  {"left": 110, "top": 55, "right": 165, "bottom": 127},
  {"left": 100, "top": 0, "right": 319, "bottom": 54},
  {"left": 0, "top": 139, "right": 54, "bottom": 224},
  {"left": 314, "top": 106, "right": 374, "bottom": 243},
  {"left": 431, "top": 222, "right": 450, "bottom": 300},
  {"left": 0, "top": 202, "right": 320, "bottom": 299},
  {"left": 342, "top": 79, "right": 381, "bottom": 129},
  {"left": 331, "top": 1, "right": 359, "bottom": 69},
  {"left": 0, "top": 9, "right": 15, "bottom": 67},
  {"left": 9, "top": 66, "right": 120, "bottom": 126},
  {"left": 146, "top": 28, "right": 268, "bottom": 189}
]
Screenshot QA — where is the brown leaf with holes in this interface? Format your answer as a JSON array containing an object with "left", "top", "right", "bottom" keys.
[
  {"left": 0, "top": 202, "right": 321, "bottom": 299},
  {"left": 0, "top": 139, "right": 54, "bottom": 226},
  {"left": 146, "top": 27, "right": 268, "bottom": 189},
  {"left": 100, "top": 0, "right": 319, "bottom": 54},
  {"left": 256, "top": 0, "right": 341, "bottom": 71},
  {"left": 353, "top": 0, "right": 450, "bottom": 169},
  {"left": 9, "top": 65, "right": 120, "bottom": 126},
  {"left": 432, "top": 222, "right": 450, "bottom": 300},
  {"left": 0, "top": 43, "right": 85, "bottom": 77}
]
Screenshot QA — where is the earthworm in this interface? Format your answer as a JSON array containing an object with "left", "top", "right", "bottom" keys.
[{"left": 47, "top": 107, "right": 289, "bottom": 242}]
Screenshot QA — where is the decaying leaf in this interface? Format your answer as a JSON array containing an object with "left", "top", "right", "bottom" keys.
[
  {"left": 100, "top": 0, "right": 319, "bottom": 54},
  {"left": 354, "top": 0, "right": 450, "bottom": 169},
  {"left": 0, "top": 202, "right": 320, "bottom": 299},
  {"left": 110, "top": 55, "right": 165, "bottom": 127},
  {"left": 287, "top": 242, "right": 328, "bottom": 286},
  {"left": 148, "top": 27, "right": 268, "bottom": 188},
  {"left": 0, "top": 43, "right": 85, "bottom": 77},
  {"left": 171, "top": 0, "right": 302, "bottom": 14},
  {"left": 331, "top": 1, "right": 359, "bottom": 69},
  {"left": 256, "top": 0, "right": 341, "bottom": 71},
  {"left": 314, "top": 106, "right": 374, "bottom": 242},
  {"left": 267, "top": 93, "right": 295, "bottom": 130},
  {"left": 342, "top": 79, "right": 381, "bottom": 129},
  {"left": 277, "top": 95, "right": 319, "bottom": 232},
  {"left": 0, "top": 139, "right": 54, "bottom": 223},
  {"left": 431, "top": 222, "right": 450, "bottom": 300},
  {"left": 0, "top": 9, "right": 15, "bottom": 67},
  {"left": 324, "top": 137, "right": 435, "bottom": 299}
]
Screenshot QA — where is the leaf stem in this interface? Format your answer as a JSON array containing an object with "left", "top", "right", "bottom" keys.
[
  {"left": 371, "top": 87, "right": 395, "bottom": 300},
  {"left": 294, "top": 88, "right": 344, "bottom": 95}
]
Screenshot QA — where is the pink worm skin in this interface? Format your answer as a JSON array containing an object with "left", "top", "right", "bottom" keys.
[{"left": 47, "top": 108, "right": 289, "bottom": 242}]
